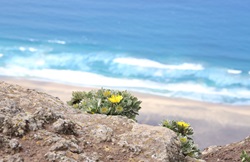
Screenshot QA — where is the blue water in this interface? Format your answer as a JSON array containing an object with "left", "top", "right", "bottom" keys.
[{"left": 1, "top": 0, "right": 250, "bottom": 105}]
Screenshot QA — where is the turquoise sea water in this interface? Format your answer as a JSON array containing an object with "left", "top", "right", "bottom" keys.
[{"left": 0, "top": 0, "right": 250, "bottom": 104}]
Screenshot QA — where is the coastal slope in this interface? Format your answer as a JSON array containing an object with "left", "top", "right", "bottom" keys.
[
  {"left": 1, "top": 76, "right": 250, "bottom": 149},
  {"left": 0, "top": 81, "right": 185, "bottom": 161}
]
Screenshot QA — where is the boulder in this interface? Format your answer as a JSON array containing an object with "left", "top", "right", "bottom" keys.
[{"left": 0, "top": 81, "right": 185, "bottom": 161}]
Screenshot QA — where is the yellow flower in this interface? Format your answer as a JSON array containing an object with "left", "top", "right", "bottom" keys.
[
  {"left": 73, "top": 104, "right": 79, "bottom": 108},
  {"left": 179, "top": 136, "right": 188, "bottom": 143},
  {"left": 103, "top": 90, "right": 111, "bottom": 97},
  {"left": 108, "top": 95, "right": 123, "bottom": 103},
  {"left": 100, "top": 107, "right": 109, "bottom": 114},
  {"left": 162, "top": 120, "right": 169, "bottom": 127},
  {"left": 115, "top": 106, "right": 124, "bottom": 113},
  {"left": 177, "top": 121, "right": 190, "bottom": 129}
]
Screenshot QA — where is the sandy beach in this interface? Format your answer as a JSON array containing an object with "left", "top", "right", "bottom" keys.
[{"left": 1, "top": 76, "right": 250, "bottom": 149}]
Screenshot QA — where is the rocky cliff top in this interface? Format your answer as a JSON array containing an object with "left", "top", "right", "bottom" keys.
[
  {"left": 202, "top": 136, "right": 250, "bottom": 162},
  {"left": 0, "top": 81, "right": 185, "bottom": 162},
  {"left": 1, "top": 81, "right": 249, "bottom": 162}
]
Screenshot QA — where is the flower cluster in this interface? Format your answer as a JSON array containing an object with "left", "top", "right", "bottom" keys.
[
  {"left": 162, "top": 120, "right": 193, "bottom": 136},
  {"left": 67, "top": 88, "right": 141, "bottom": 120},
  {"left": 162, "top": 120, "right": 201, "bottom": 158}
]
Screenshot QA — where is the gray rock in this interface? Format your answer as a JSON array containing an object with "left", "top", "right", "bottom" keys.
[
  {"left": 78, "top": 152, "right": 100, "bottom": 162},
  {"left": 44, "top": 151, "right": 77, "bottom": 162},
  {"left": 28, "top": 117, "right": 44, "bottom": 131},
  {"left": 118, "top": 124, "right": 184, "bottom": 161},
  {"left": 3, "top": 114, "right": 29, "bottom": 136},
  {"left": 49, "top": 139, "right": 82, "bottom": 153},
  {"left": 1, "top": 153, "right": 24, "bottom": 162},
  {"left": 33, "top": 107, "right": 63, "bottom": 123},
  {"left": 0, "top": 134, "right": 9, "bottom": 148},
  {"left": 9, "top": 139, "right": 21, "bottom": 150},
  {"left": 0, "top": 114, "right": 5, "bottom": 132},
  {"left": 90, "top": 124, "right": 113, "bottom": 143},
  {"left": 53, "top": 118, "right": 77, "bottom": 135},
  {"left": 42, "top": 134, "right": 63, "bottom": 146}
]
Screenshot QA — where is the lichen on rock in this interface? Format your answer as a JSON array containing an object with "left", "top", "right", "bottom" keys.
[{"left": 53, "top": 118, "right": 77, "bottom": 135}]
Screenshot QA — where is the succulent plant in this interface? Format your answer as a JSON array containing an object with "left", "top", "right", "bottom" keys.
[
  {"left": 162, "top": 120, "right": 201, "bottom": 159},
  {"left": 241, "top": 150, "right": 250, "bottom": 162},
  {"left": 162, "top": 120, "right": 194, "bottom": 136},
  {"left": 67, "top": 88, "right": 141, "bottom": 120}
]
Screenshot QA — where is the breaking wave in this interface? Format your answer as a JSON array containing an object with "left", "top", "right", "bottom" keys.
[
  {"left": 0, "top": 40, "right": 250, "bottom": 105},
  {"left": 113, "top": 57, "right": 204, "bottom": 70}
]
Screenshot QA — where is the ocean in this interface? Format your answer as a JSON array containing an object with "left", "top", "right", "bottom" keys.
[{"left": 0, "top": 0, "right": 250, "bottom": 105}]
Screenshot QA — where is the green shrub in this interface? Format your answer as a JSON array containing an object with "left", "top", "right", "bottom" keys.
[
  {"left": 162, "top": 120, "right": 201, "bottom": 158},
  {"left": 241, "top": 150, "right": 250, "bottom": 162},
  {"left": 67, "top": 88, "right": 141, "bottom": 120}
]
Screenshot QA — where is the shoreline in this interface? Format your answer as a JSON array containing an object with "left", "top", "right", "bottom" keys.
[{"left": 1, "top": 76, "right": 250, "bottom": 149}]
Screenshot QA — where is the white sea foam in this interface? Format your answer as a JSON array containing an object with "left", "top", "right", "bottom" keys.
[
  {"left": 18, "top": 47, "right": 38, "bottom": 52},
  {"left": 0, "top": 67, "right": 160, "bottom": 89},
  {"left": 28, "top": 47, "right": 37, "bottom": 52},
  {"left": 113, "top": 57, "right": 204, "bottom": 70},
  {"left": 162, "top": 83, "right": 250, "bottom": 103},
  {"left": 227, "top": 69, "right": 242, "bottom": 74},
  {"left": 7, "top": 53, "right": 91, "bottom": 70},
  {"left": 35, "top": 60, "right": 45, "bottom": 66},
  {"left": 1, "top": 66, "right": 250, "bottom": 105},
  {"left": 0, "top": 53, "right": 3, "bottom": 58},
  {"left": 154, "top": 70, "right": 163, "bottom": 77},
  {"left": 19, "top": 47, "right": 26, "bottom": 51},
  {"left": 48, "top": 40, "right": 66, "bottom": 44}
]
